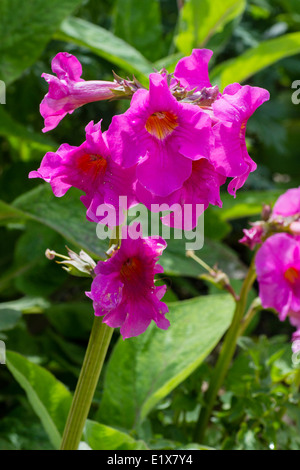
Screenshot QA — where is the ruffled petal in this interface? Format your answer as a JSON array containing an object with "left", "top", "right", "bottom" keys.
[{"left": 174, "top": 49, "right": 213, "bottom": 91}]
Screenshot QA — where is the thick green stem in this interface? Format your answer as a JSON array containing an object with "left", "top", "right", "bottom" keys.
[
  {"left": 194, "top": 260, "right": 257, "bottom": 443},
  {"left": 60, "top": 317, "right": 113, "bottom": 450}
]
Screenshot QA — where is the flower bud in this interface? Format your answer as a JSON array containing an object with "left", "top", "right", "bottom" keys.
[{"left": 290, "top": 221, "right": 300, "bottom": 235}]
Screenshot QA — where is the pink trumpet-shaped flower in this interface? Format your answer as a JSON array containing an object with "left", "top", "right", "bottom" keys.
[
  {"left": 106, "top": 73, "right": 212, "bottom": 197},
  {"left": 271, "top": 187, "right": 300, "bottom": 219},
  {"left": 210, "top": 83, "right": 270, "bottom": 196},
  {"left": 29, "top": 120, "right": 137, "bottom": 226},
  {"left": 255, "top": 233, "right": 300, "bottom": 320},
  {"left": 172, "top": 49, "right": 270, "bottom": 196},
  {"left": 255, "top": 233, "right": 300, "bottom": 353},
  {"left": 86, "top": 224, "right": 170, "bottom": 339},
  {"left": 255, "top": 233, "right": 300, "bottom": 349},
  {"left": 40, "top": 52, "right": 119, "bottom": 132}
]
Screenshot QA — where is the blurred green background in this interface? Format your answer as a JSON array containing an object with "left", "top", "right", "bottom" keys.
[{"left": 0, "top": 0, "right": 300, "bottom": 450}]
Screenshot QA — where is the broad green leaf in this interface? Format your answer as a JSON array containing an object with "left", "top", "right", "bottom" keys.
[
  {"left": 211, "top": 32, "right": 300, "bottom": 89},
  {"left": 162, "top": 237, "right": 246, "bottom": 279},
  {"left": 5, "top": 351, "right": 148, "bottom": 450},
  {"left": 0, "top": 296, "right": 49, "bottom": 314},
  {"left": 217, "top": 189, "right": 284, "bottom": 220},
  {"left": 0, "top": 0, "right": 83, "bottom": 84},
  {"left": 45, "top": 302, "right": 94, "bottom": 340},
  {"left": 0, "top": 199, "right": 25, "bottom": 224},
  {"left": 0, "top": 309, "right": 22, "bottom": 331},
  {"left": 0, "top": 405, "right": 54, "bottom": 450},
  {"left": 204, "top": 208, "right": 231, "bottom": 241},
  {"left": 12, "top": 185, "right": 107, "bottom": 258},
  {"left": 175, "top": 0, "right": 246, "bottom": 55},
  {"left": 0, "top": 107, "right": 55, "bottom": 152},
  {"left": 5, "top": 351, "right": 72, "bottom": 449},
  {"left": 98, "top": 294, "right": 234, "bottom": 430},
  {"left": 112, "top": 0, "right": 163, "bottom": 62},
  {"left": 84, "top": 420, "right": 148, "bottom": 450},
  {"left": 12, "top": 222, "right": 67, "bottom": 296},
  {"left": 56, "top": 17, "right": 153, "bottom": 82}
]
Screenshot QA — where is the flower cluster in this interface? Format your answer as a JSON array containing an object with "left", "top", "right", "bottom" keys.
[
  {"left": 30, "top": 50, "right": 269, "bottom": 231},
  {"left": 30, "top": 50, "right": 269, "bottom": 338},
  {"left": 241, "top": 187, "right": 300, "bottom": 352}
]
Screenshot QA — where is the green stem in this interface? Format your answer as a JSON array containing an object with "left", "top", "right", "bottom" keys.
[
  {"left": 238, "top": 298, "right": 262, "bottom": 337},
  {"left": 194, "top": 259, "right": 257, "bottom": 443},
  {"left": 186, "top": 250, "right": 215, "bottom": 274},
  {"left": 60, "top": 317, "right": 113, "bottom": 450}
]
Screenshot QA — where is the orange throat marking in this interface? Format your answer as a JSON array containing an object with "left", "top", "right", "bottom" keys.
[
  {"left": 76, "top": 153, "right": 107, "bottom": 180},
  {"left": 145, "top": 111, "right": 178, "bottom": 140},
  {"left": 284, "top": 266, "right": 300, "bottom": 285}
]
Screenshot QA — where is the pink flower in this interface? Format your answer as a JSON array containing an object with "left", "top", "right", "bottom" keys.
[
  {"left": 86, "top": 224, "right": 170, "bottom": 339},
  {"left": 210, "top": 83, "right": 270, "bottom": 196},
  {"left": 255, "top": 233, "right": 300, "bottom": 321},
  {"left": 239, "top": 225, "right": 264, "bottom": 250},
  {"left": 291, "top": 324, "right": 300, "bottom": 354},
  {"left": 29, "top": 120, "right": 137, "bottom": 226},
  {"left": 106, "top": 73, "right": 212, "bottom": 197},
  {"left": 172, "top": 49, "right": 270, "bottom": 196},
  {"left": 136, "top": 158, "right": 226, "bottom": 230},
  {"left": 271, "top": 187, "right": 300, "bottom": 219},
  {"left": 270, "top": 187, "right": 300, "bottom": 238},
  {"left": 40, "top": 52, "right": 119, "bottom": 132}
]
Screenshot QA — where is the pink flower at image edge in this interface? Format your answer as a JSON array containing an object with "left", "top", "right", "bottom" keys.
[{"left": 255, "top": 233, "right": 300, "bottom": 347}]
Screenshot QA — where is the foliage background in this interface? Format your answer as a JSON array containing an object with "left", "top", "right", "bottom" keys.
[{"left": 0, "top": 0, "right": 300, "bottom": 450}]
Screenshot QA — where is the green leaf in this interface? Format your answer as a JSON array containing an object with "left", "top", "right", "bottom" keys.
[
  {"left": 12, "top": 185, "right": 107, "bottom": 258},
  {"left": 153, "top": 53, "right": 184, "bottom": 74},
  {"left": 161, "top": 237, "right": 246, "bottom": 279},
  {"left": 0, "top": 199, "right": 25, "bottom": 224},
  {"left": 56, "top": 17, "right": 153, "bottom": 82},
  {"left": 112, "top": 0, "right": 163, "bottom": 62},
  {"left": 0, "top": 308, "right": 22, "bottom": 331},
  {"left": 217, "top": 189, "right": 284, "bottom": 220},
  {"left": 84, "top": 420, "right": 148, "bottom": 450},
  {"left": 204, "top": 208, "right": 231, "bottom": 241},
  {"left": 211, "top": 32, "right": 300, "bottom": 89},
  {"left": 0, "top": 296, "right": 49, "bottom": 314},
  {"left": 45, "top": 302, "right": 94, "bottom": 340},
  {"left": 5, "top": 351, "right": 72, "bottom": 449},
  {"left": 11, "top": 222, "right": 67, "bottom": 296},
  {"left": 0, "top": 107, "right": 55, "bottom": 151},
  {"left": 175, "top": 0, "right": 246, "bottom": 55},
  {"left": 98, "top": 294, "right": 234, "bottom": 430},
  {"left": 0, "top": 0, "right": 83, "bottom": 84}
]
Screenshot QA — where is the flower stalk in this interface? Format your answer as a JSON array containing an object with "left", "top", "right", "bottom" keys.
[
  {"left": 60, "top": 317, "right": 113, "bottom": 450},
  {"left": 194, "top": 259, "right": 257, "bottom": 443}
]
